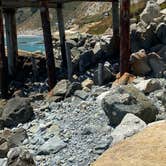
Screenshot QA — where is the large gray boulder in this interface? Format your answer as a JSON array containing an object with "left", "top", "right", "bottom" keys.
[
  {"left": 0, "top": 97, "right": 34, "bottom": 129},
  {"left": 102, "top": 85, "right": 158, "bottom": 126}
]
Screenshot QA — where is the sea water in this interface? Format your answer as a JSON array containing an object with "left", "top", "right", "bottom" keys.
[{"left": 5, "top": 35, "right": 45, "bottom": 53}]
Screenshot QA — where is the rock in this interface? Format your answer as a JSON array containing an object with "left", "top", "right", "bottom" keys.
[
  {"left": 74, "top": 90, "right": 89, "bottom": 100},
  {"left": 66, "top": 39, "right": 77, "bottom": 49},
  {"left": 0, "top": 128, "right": 28, "bottom": 158},
  {"left": 81, "top": 79, "right": 94, "bottom": 89},
  {"left": 93, "top": 66, "right": 115, "bottom": 85},
  {"left": 0, "top": 158, "right": 7, "bottom": 166},
  {"left": 112, "top": 73, "right": 136, "bottom": 87},
  {"left": 0, "top": 97, "right": 34, "bottom": 129},
  {"left": 79, "top": 50, "right": 95, "bottom": 73},
  {"left": 66, "top": 82, "right": 82, "bottom": 97},
  {"left": 38, "top": 136, "right": 66, "bottom": 155},
  {"left": 51, "top": 79, "right": 70, "bottom": 97},
  {"left": 130, "top": 49, "right": 151, "bottom": 76},
  {"left": 111, "top": 114, "right": 146, "bottom": 145},
  {"left": 102, "top": 85, "right": 158, "bottom": 126},
  {"left": 140, "top": 0, "right": 160, "bottom": 26},
  {"left": 156, "top": 23, "right": 166, "bottom": 44},
  {"left": 134, "top": 79, "right": 161, "bottom": 93},
  {"left": 7, "top": 147, "right": 36, "bottom": 166},
  {"left": 91, "top": 121, "right": 166, "bottom": 166},
  {"left": 158, "top": 45, "right": 166, "bottom": 61}
]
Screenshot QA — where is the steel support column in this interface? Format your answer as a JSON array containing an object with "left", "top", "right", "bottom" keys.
[
  {"left": 56, "top": 2, "right": 67, "bottom": 69},
  {"left": 0, "top": 0, "right": 8, "bottom": 98},
  {"left": 40, "top": 0, "right": 56, "bottom": 89},
  {"left": 120, "top": 0, "right": 130, "bottom": 75},
  {"left": 112, "top": 0, "right": 120, "bottom": 60},
  {"left": 4, "top": 8, "right": 18, "bottom": 77}
]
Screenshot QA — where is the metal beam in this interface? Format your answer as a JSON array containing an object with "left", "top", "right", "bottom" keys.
[
  {"left": 0, "top": 0, "right": 8, "bottom": 98},
  {"left": 40, "top": 0, "right": 56, "bottom": 89},
  {"left": 4, "top": 8, "right": 18, "bottom": 77},
  {"left": 120, "top": 0, "right": 130, "bottom": 75},
  {"left": 56, "top": 2, "right": 67, "bottom": 69}
]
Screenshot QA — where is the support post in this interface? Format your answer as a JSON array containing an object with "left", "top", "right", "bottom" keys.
[
  {"left": 3, "top": 8, "right": 18, "bottom": 77},
  {"left": 120, "top": 0, "right": 130, "bottom": 75},
  {"left": 112, "top": 0, "right": 120, "bottom": 60},
  {"left": 0, "top": 1, "right": 8, "bottom": 98},
  {"left": 56, "top": 3, "right": 67, "bottom": 69},
  {"left": 40, "top": 0, "right": 56, "bottom": 89}
]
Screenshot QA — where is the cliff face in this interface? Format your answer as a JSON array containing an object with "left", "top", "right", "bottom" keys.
[{"left": 16, "top": 0, "right": 165, "bottom": 35}]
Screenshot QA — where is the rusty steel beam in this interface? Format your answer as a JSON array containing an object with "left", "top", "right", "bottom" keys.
[
  {"left": 112, "top": 0, "right": 120, "bottom": 60},
  {"left": 40, "top": 0, "right": 56, "bottom": 90},
  {"left": 120, "top": 0, "right": 130, "bottom": 75},
  {"left": 56, "top": 2, "right": 67, "bottom": 69},
  {"left": 4, "top": 8, "right": 18, "bottom": 77},
  {"left": 0, "top": 0, "right": 8, "bottom": 98}
]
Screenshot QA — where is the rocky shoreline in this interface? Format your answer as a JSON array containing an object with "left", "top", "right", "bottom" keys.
[{"left": 0, "top": 1, "right": 165, "bottom": 166}]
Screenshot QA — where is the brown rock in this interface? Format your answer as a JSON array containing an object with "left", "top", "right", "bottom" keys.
[
  {"left": 81, "top": 79, "right": 94, "bottom": 89},
  {"left": 112, "top": 73, "right": 136, "bottom": 87},
  {"left": 91, "top": 121, "right": 166, "bottom": 166}
]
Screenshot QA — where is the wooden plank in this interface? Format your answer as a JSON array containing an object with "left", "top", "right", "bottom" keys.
[
  {"left": 4, "top": 8, "right": 18, "bottom": 77},
  {"left": 112, "top": 0, "right": 120, "bottom": 60},
  {"left": 40, "top": 0, "right": 56, "bottom": 89},
  {"left": 120, "top": 0, "right": 130, "bottom": 75},
  {"left": 56, "top": 2, "right": 67, "bottom": 69},
  {"left": 2, "top": 0, "right": 113, "bottom": 8},
  {"left": 0, "top": 0, "right": 8, "bottom": 98}
]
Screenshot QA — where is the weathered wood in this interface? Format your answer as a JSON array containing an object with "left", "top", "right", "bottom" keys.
[
  {"left": 56, "top": 2, "right": 67, "bottom": 69},
  {"left": 4, "top": 8, "right": 18, "bottom": 77},
  {"left": 120, "top": 0, "right": 130, "bottom": 75},
  {"left": 40, "top": 0, "right": 56, "bottom": 89},
  {"left": 1, "top": 0, "right": 113, "bottom": 8},
  {"left": 112, "top": 0, "right": 120, "bottom": 59},
  {"left": 65, "top": 42, "right": 73, "bottom": 81},
  {"left": 0, "top": 0, "right": 8, "bottom": 98}
]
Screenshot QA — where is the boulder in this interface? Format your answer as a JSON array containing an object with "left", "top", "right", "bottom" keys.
[
  {"left": 102, "top": 85, "right": 158, "bottom": 126},
  {"left": 111, "top": 113, "right": 146, "bottom": 145},
  {"left": 81, "top": 79, "right": 94, "bottom": 89},
  {"left": 51, "top": 79, "right": 70, "bottom": 97},
  {"left": 158, "top": 45, "right": 166, "bottom": 61},
  {"left": 0, "top": 97, "right": 34, "bottom": 129},
  {"left": 134, "top": 79, "right": 162, "bottom": 93},
  {"left": 140, "top": 0, "right": 160, "bottom": 26},
  {"left": 156, "top": 23, "right": 166, "bottom": 44},
  {"left": 7, "top": 147, "right": 36, "bottom": 166},
  {"left": 91, "top": 121, "right": 166, "bottom": 166},
  {"left": 130, "top": 50, "right": 151, "bottom": 76}
]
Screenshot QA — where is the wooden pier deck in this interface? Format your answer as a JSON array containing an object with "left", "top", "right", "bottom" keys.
[{"left": 0, "top": 0, "right": 130, "bottom": 98}]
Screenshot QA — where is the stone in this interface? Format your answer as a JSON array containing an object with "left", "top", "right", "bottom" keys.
[
  {"left": 156, "top": 23, "right": 166, "bottom": 44},
  {"left": 7, "top": 147, "right": 36, "bottom": 166},
  {"left": 79, "top": 50, "right": 95, "bottom": 73},
  {"left": 140, "top": 0, "right": 160, "bottom": 26},
  {"left": 38, "top": 136, "right": 66, "bottom": 155},
  {"left": 81, "top": 79, "right": 94, "bottom": 89},
  {"left": 66, "top": 82, "right": 82, "bottom": 97},
  {"left": 112, "top": 73, "right": 136, "bottom": 87},
  {"left": 0, "top": 158, "right": 7, "bottom": 166},
  {"left": 74, "top": 90, "right": 89, "bottom": 100},
  {"left": 0, "top": 97, "right": 34, "bottom": 129},
  {"left": 158, "top": 45, "right": 166, "bottom": 61},
  {"left": 91, "top": 121, "right": 166, "bottom": 166},
  {"left": 66, "top": 39, "right": 77, "bottom": 49},
  {"left": 130, "top": 50, "right": 151, "bottom": 76},
  {"left": 102, "top": 85, "right": 158, "bottom": 126},
  {"left": 51, "top": 79, "right": 70, "bottom": 97},
  {"left": 134, "top": 79, "right": 161, "bottom": 93},
  {"left": 111, "top": 113, "right": 146, "bottom": 145},
  {"left": 147, "top": 52, "right": 165, "bottom": 77},
  {"left": 93, "top": 66, "right": 115, "bottom": 85}
]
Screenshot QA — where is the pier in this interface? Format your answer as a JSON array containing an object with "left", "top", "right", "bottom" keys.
[{"left": 0, "top": 0, "right": 130, "bottom": 98}]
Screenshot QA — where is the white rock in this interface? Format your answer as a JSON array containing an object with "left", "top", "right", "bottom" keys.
[{"left": 111, "top": 113, "right": 146, "bottom": 145}]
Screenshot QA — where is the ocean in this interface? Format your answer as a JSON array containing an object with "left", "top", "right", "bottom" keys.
[{"left": 6, "top": 35, "right": 45, "bottom": 53}]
